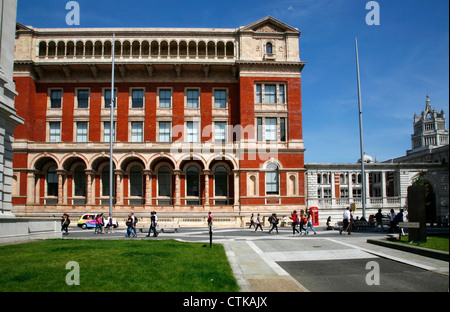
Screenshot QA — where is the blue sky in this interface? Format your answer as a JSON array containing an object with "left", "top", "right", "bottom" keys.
[{"left": 16, "top": 0, "right": 449, "bottom": 163}]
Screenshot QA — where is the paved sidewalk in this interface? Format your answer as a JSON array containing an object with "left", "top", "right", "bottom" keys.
[{"left": 63, "top": 225, "right": 449, "bottom": 292}]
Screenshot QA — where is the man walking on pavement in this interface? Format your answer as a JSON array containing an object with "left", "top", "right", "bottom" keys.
[{"left": 340, "top": 207, "right": 351, "bottom": 235}]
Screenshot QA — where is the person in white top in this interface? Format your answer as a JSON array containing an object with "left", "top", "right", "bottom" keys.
[{"left": 340, "top": 207, "right": 352, "bottom": 235}]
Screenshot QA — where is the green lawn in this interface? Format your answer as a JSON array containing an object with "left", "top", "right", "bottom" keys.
[
  {"left": 0, "top": 239, "right": 239, "bottom": 292},
  {"left": 396, "top": 234, "right": 449, "bottom": 252}
]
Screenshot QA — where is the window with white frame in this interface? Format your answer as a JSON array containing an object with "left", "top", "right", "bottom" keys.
[
  {"left": 76, "top": 121, "right": 88, "bottom": 142},
  {"left": 104, "top": 89, "right": 117, "bottom": 108},
  {"left": 131, "top": 89, "right": 144, "bottom": 108},
  {"left": 50, "top": 90, "right": 62, "bottom": 108},
  {"left": 103, "top": 121, "right": 116, "bottom": 142},
  {"left": 214, "top": 122, "right": 227, "bottom": 143},
  {"left": 265, "top": 163, "right": 279, "bottom": 195},
  {"left": 255, "top": 83, "right": 287, "bottom": 104},
  {"left": 159, "top": 89, "right": 172, "bottom": 108},
  {"left": 214, "top": 89, "right": 227, "bottom": 108},
  {"left": 265, "top": 118, "right": 277, "bottom": 141},
  {"left": 186, "top": 89, "right": 200, "bottom": 109},
  {"left": 159, "top": 121, "right": 171, "bottom": 142},
  {"left": 49, "top": 122, "right": 61, "bottom": 142},
  {"left": 77, "top": 89, "right": 89, "bottom": 108},
  {"left": 186, "top": 121, "right": 199, "bottom": 142},
  {"left": 131, "top": 122, "right": 143, "bottom": 142}
]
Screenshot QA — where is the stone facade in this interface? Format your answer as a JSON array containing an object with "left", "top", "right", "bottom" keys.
[
  {"left": 12, "top": 17, "right": 306, "bottom": 226},
  {"left": 1, "top": 0, "right": 23, "bottom": 217},
  {"left": 305, "top": 162, "right": 448, "bottom": 225}
]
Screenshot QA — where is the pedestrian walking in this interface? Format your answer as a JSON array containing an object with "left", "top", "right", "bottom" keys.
[
  {"left": 61, "top": 213, "right": 70, "bottom": 235},
  {"left": 125, "top": 214, "right": 136, "bottom": 238},
  {"left": 254, "top": 213, "right": 264, "bottom": 232},
  {"left": 388, "top": 209, "right": 396, "bottom": 233},
  {"left": 147, "top": 211, "right": 158, "bottom": 237},
  {"left": 395, "top": 209, "right": 405, "bottom": 235},
  {"left": 340, "top": 207, "right": 351, "bottom": 235},
  {"left": 249, "top": 214, "right": 256, "bottom": 229},
  {"left": 374, "top": 209, "right": 384, "bottom": 232},
  {"left": 132, "top": 213, "right": 138, "bottom": 231},
  {"left": 95, "top": 213, "right": 104, "bottom": 234},
  {"left": 106, "top": 214, "right": 114, "bottom": 233},
  {"left": 299, "top": 210, "right": 306, "bottom": 234},
  {"left": 305, "top": 213, "right": 317, "bottom": 235},
  {"left": 268, "top": 213, "right": 279, "bottom": 234},
  {"left": 290, "top": 210, "right": 300, "bottom": 235}
]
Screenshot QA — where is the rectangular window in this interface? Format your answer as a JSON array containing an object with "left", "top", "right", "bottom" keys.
[
  {"left": 265, "top": 118, "right": 277, "bottom": 141},
  {"left": 214, "top": 122, "right": 226, "bottom": 143},
  {"left": 279, "top": 85, "right": 285, "bottom": 103},
  {"left": 214, "top": 90, "right": 227, "bottom": 108},
  {"left": 77, "top": 89, "right": 89, "bottom": 108},
  {"left": 186, "top": 89, "right": 199, "bottom": 108},
  {"left": 256, "top": 84, "right": 262, "bottom": 103},
  {"left": 257, "top": 118, "right": 263, "bottom": 142},
  {"left": 104, "top": 89, "right": 117, "bottom": 108},
  {"left": 104, "top": 122, "right": 116, "bottom": 142},
  {"left": 264, "top": 85, "right": 276, "bottom": 104},
  {"left": 131, "top": 122, "right": 143, "bottom": 142},
  {"left": 280, "top": 118, "right": 286, "bottom": 142},
  {"left": 159, "top": 121, "right": 171, "bottom": 142},
  {"left": 186, "top": 121, "right": 199, "bottom": 142},
  {"left": 159, "top": 89, "right": 172, "bottom": 108},
  {"left": 50, "top": 90, "right": 62, "bottom": 108},
  {"left": 132, "top": 89, "right": 144, "bottom": 108},
  {"left": 76, "top": 122, "right": 88, "bottom": 142},
  {"left": 266, "top": 171, "right": 279, "bottom": 194},
  {"left": 49, "top": 122, "right": 61, "bottom": 142}
]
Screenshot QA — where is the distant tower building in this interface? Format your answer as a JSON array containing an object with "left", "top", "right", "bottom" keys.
[
  {"left": 411, "top": 95, "right": 448, "bottom": 151},
  {"left": 398, "top": 95, "right": 449, "bottom": 164}
]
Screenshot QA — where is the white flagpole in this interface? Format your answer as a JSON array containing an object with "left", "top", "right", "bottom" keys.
[
  {"left": 355, "top": 37, "right": 366, "bottom": 219},
  {"left": 109, "top": 33, "right": 115, "bottom": 218}
]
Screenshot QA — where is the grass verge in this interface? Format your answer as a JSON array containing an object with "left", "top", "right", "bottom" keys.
[
  {"left": 394, "top": 234, "right": 449, "bottom": 252},
  {"left": 0, "top": 239, "right": 239, "bottom": 292}
]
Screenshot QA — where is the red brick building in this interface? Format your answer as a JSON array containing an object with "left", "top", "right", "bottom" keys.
[{"left": 12, "top": 17, "right": 306, "bottom": 226}]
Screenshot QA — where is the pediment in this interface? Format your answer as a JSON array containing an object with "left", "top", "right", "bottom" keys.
[{"left": 241, "top": 16, "right": 300, "bottom": 34}]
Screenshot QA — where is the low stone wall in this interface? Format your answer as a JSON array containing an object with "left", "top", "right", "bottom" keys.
[{"left": 0, "top": 218, "right": 61, "bottom": 245}]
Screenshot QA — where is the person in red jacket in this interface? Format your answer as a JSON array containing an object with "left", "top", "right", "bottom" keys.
[{"left": 290, "top": 210, "right": 300, "bottom": 236}]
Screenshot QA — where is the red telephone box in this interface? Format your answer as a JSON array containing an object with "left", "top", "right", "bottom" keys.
[{"left": 310, "top": 207, "right": 319, "bottom": 226}]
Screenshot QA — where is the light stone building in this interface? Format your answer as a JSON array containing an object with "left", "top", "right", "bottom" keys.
[
  {"left": 1, "top": 0, "right": 60, "bottom": 244},
  {"left": 306, "top": 96, "right": 449, "bottom": 226}
]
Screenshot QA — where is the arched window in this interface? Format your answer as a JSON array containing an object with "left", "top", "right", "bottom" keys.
[
  {"left": 214, "top": 166, "right": 228, "bottom": 197},
  {"left": 186, "top": 166, "right": 199, "bottom": 197},
  {"left": 158, "top": 166, "right": 171, "bottom": 197},
  {"left": 101, "top": 165, "right": 112, "bottom": 197},
  {"left": 47, "top": 166, "right": 58, "bottom": 196},
  {"left": 265, "top": 163, "right": 279, "bottom": 194},
  {"left": 266, "top": 42, "right": 273, "bottom": 54},
  {"left": 73, "top": 166, "right": 86, "bottom": 197},
  {"left": 130, "top": 166, "right": 143, "bottom": 197}
]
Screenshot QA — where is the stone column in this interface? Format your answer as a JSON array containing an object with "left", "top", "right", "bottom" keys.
[
  {"left": 114, "top": 169, "right": 123, "bottom": 205},
  {"left": 143, "top": 169, "right": 152, "bottom": 206},
  {"left": 381, "top": 171, "right": 387, "bottom": 206},
  {"left": 174, "top": 169, "right": 181, "bottom": 205},
  {"left": 233, "top": 170, "right": 240, "bottom": 210},
  {"left": 203, "top": 169, "right": 210, "bottom": 206},
  {"left": 56, "top": 170, "right": 66, "bottom": 205},
  {"left": 85, "top": 169, "right": 95, "bottom": 205},
  {"left": 27, "top": 171, "right": 36, "bottom": 204}
]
